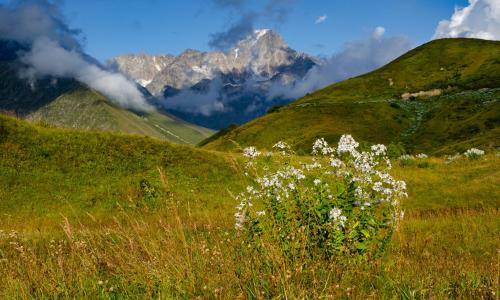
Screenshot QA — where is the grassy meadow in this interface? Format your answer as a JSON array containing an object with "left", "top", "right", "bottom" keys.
[{"left": 0, "top": 115, "right": 498, "bottom": 299}]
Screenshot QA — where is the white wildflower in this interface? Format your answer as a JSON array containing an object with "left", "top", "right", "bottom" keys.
[
  {"left": 312, "top": 138, "right": 335, "bottom": 155},
  {"left": 371, "top": 144, "right": 387, "bottom": 156},
  {"left": 330, "top": 158, "right": 344, "bottom": 168},
  {"left": 273, "top": 141, "right": 291, "bottom": 154},
  {"left": 313, "top": 179, "right": 321, "bottom": 186},
  {"left": 373, "top": 182, "right": 383, "bottom": 192},
  {"left": 243, "top": 146, "right": 261, "bottom": 158},
  {"left": 329, "top": 207, "right": 347, "bottom": 227},
  {"left": 399, "top": 154, "right": 414, "bottom": 161},
  {"left": 337, "top": 134, "right": 359, "bottom": 156},
  {"left": 329, "top": 207, "right": 342, "bottom": 220},
  {"left": 464, "top": 148, "right": 484, "bottom": 158},
  {"left": 305, "top": 161, "right": 322, "bottom": 170}
]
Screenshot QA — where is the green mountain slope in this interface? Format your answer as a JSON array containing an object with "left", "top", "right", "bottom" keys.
[
  {"left": 24, "top": 87, "right": 214, "bottom": 144},
  {"left": 203, "top": 38, "right": 500, "bottom": 154}
]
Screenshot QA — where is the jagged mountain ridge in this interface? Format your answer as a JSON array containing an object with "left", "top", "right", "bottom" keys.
[
  {"left": 110, "top": 54, "right": 175, "bottom": 87},
  {"left": 110, "top": 30, "right": 317, "bottom": 129},
  {"left": 111, "top": 29, "right": 315, "bottom": 95}
]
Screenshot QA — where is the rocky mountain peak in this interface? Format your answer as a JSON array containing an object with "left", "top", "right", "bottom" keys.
[
  {"left": 111, "top": 28, "right": 311, "bottom": 94},
  {"left": 236, "top": 29, "right": 287, "bottom": 50},
  {"left": 109, "top": 54, "right": 174, "bottom": 87}
]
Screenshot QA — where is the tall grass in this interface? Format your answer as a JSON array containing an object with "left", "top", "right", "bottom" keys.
[
  {"left": 0, "top": 155, "right": 498, "bottom": 299},
  {"left": 0, "top": 116, "right": 498, "bottom": 298}
]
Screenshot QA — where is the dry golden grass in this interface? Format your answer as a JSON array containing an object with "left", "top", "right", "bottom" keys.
[{"left": 1, "top": 156, "right": 498, "bottom": 299}]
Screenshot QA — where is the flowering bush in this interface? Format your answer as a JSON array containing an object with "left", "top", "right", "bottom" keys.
[
  {"left": 415, "top": 153, "right": 428, "bottom": 159},
  {"left": 464, "top": 148, "right": 484, "bottom": 160},
  {"left": 235, "top": 135, "right": 407, "bottom": 262}
]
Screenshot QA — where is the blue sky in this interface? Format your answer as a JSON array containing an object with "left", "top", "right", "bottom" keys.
[{"left": 2, "top": 0, "right": 470, "bottom": 62}]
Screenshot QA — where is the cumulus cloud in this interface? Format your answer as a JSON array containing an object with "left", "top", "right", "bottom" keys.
[
  {"left": 208, "top": 13, "right": 257, "bottom": 51},
  {"left": 315, "top": 15, "right": 327, "bottom": 24},
  {"left": 0, "top": 0, "right": 81, "bottom": 49},
  {"left": 0, "top": 0, "right": 152, "bottom": 111},
  {"left": 268, "top": 27, "right": 412, "bottom": 99},
  {"left": 434, "top": 0, "right": 500, "bottom": 40}
]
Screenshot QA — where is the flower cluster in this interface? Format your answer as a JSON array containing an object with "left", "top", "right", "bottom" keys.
[
  {"left": 399, "top": 153, "right": 428, "bottom": 161},
  {"left": 312, "top": 138, "right": 335, "bottom": 155},
  {"left": 337, "top": 134, "right": 359, "bottom": 155},
  {"left": 399, "top": 154, "right": 414, "bottom": 161},
  {"left": 464, "top": 148, "right": 484, "bottom": 159},
  {"left": 234, "top": 135, "right": 407, "bottom": 260},
  {"left": 272, "top": 141, "right": 292, "bottom": 155},
  {"left": 243, "top": 146, "right": 261, "bottom": 159},
  {"left": 329, "top": 207, "right": 347, "bottom": 227},
  {"left": 415, "top": 153, "right": 428, "bottom": 159}
]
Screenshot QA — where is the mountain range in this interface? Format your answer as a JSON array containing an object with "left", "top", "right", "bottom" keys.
[
  {"left": 110, "top": 29, "right": 316, "bottom": 129},
  {"left": 1, "top": 35, "right": 499, "bottom": 155}
]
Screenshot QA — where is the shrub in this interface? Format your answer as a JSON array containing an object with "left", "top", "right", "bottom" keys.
[{"left": 235, "top": 135, "right": 407, "bottom": 264}]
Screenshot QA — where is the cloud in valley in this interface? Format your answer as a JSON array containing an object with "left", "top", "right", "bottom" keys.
[
  {"left": 268, "top": 27, "right": 412, "bottom": 99},
  {"left": 315, "top": 15, "right": 327, "bottom": 24},
  {"left": 434, "top": 0, "right": 500, "bottom": 40},
  {"left": 0, "top": 0, "right": 152, "bottom": 111},
  {"left": 162, "top": 78, "right": 226, "bottom": 116}
]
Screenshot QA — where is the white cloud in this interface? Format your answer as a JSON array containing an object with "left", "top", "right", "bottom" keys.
[
  {"left": 315, "top": 15, "right": 327, "bottom": 24},
  {"left": 268, "top": 27, "right": 411, "bottom": 99},
  {"left": 0, "top": 1, "right": 152, "bottom": 112},
  {"left": 162, "top": 77, "right": 225, "bottom": 116},
  {"left": 434, "top": 0, "right": 500, "bottom": 40},
  {"left": 372, "top": 26, "right": 386, "bottom": 40},
  {"left": 20, "top": 38, "right": 153, "bottom": 111}
]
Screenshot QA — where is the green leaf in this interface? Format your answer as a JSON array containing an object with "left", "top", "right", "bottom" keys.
[{"left": 356, "top": 242, "right": 368, "bottom": 250}]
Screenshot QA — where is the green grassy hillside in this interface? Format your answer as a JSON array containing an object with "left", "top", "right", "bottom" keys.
[
  {"left": 203, "top": 38, "right": 500, "bottom": 154},
  {"left": 0, "top": 115, "right": 498, "bottom": 298},
  {"left": 0, "top": 114, "right": 242, "bottom": 224},
  {"left": 24, "top": 88, "right": 214, "bottom": 144}
]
